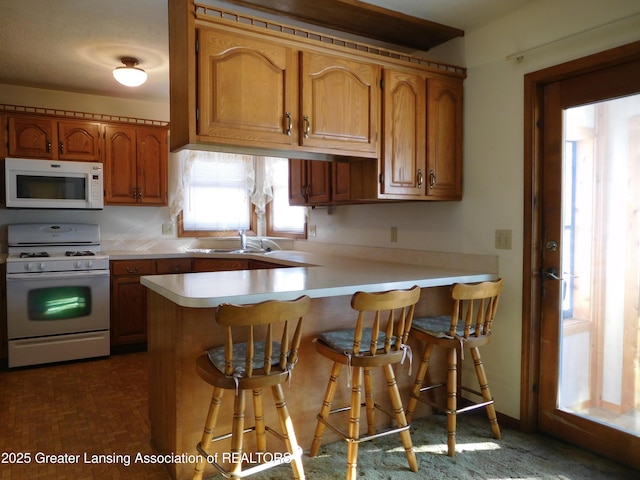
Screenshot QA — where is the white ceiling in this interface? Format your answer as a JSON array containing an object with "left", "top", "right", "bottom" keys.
[{"left": 0, "top": 0, "right": 532, "bottom": 104}]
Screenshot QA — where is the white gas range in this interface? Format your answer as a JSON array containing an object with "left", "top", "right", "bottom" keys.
[{"left": 6, "top": 223, "right": 110, "bottom": 368}]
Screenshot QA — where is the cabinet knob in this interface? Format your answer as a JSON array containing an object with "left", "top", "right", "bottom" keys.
[
  {"left": 59, "top": 141, "right": 65, "bottom": 155},
  {"left": 126, "top": 266, "right": 139, "bottom": 274}
]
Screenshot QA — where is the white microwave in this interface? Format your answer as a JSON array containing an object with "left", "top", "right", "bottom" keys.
[{"left": 5, "top": 158, "right": 104, "bottom": 209}]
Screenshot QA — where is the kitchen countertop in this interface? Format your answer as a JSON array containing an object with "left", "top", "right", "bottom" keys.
[{"left": 140, "top": 250, "right": 496, "bottom": 308}]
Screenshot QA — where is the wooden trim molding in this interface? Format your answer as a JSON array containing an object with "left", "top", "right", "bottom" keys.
[{"left": 217, "top": 0, "right": 464, "bottom": 52}]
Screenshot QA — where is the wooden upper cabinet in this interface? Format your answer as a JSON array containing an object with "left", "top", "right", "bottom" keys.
[
  {"left": 105, "top": 125, "right": 137, "bottom": 203},
  {"left": 380, "top": 68, "right": 427, "bottom": 198},
  {"left": 137, "top": 128, "right": 168, "bottom": 205},
  {"left": 104, "top": 125, "right": 168, "bottom": 205},
  {"left": 289, "top": 159, "right": 350, "bottom": 206},
  {"left": 300, "top": 52, "right": 379, "bottom": 157},
  {"left": 197, "top": 27, "right": 298, "bottom": 148},
  {"left": 57, "top": 121, "right": 102, "bottom": 161},
  {"left": 427, "top": 76, "right": 463, "bottom": 199},
  {"left": 8, "top": 116, "right": 56, "bottom": 159},
  {"left": 8, "top": 116, "right": 101, "bottom": 161}
]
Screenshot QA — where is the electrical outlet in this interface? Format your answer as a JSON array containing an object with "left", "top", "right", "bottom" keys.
[
  {"left": 162, "top": 222, "right": 173, "bottom": 235},
  {"left": 309, "top": 224, "right": 317, "bottom": 237},
  {"left": 495, "top": 229, "right": 512, "bottom": 249},
  {"left": 390, "top": 226, "right": 398, "bottom": 243}
]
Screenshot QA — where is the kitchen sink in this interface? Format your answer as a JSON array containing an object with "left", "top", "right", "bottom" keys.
[{"left": 186, "top": 247, "right": 269, "bottom": 254}]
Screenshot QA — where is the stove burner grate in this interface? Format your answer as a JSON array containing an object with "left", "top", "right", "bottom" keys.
[
  {"left": 65, "top": 250, "right": 96, "bottom": 257},
  {"left": 19, "top": 252, "right": 50, "bottom": 258}
]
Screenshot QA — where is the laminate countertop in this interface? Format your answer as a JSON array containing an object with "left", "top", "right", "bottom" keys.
[{"left": 139, "top": 250, "right": 496, "bottom": 308}]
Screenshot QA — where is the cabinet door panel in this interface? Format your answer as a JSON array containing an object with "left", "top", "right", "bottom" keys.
[
  {"left": 288, "top": 159, "right": 307, "bottom": 206},
  {"left": 300, "top": 52, "right": 379, "bottom": 156},
  {"left": 198, "top": 28, "right": 297, "bottom": 146},
  {"left": 137, "top": 128, "right": 167, "bottom": 205},
  {"left": 58, "top": 121, "right": 102, "bottom": 161},
  {"left": 332, "top": 161, "right": 351, "bottom": 203},
  {"left": 307, "top": 160, "right": 331, "bottom": 204},
  {"left": 8, "top": 116, "right": 56, "bottom": 158},
  {"left": 111, "top": 276, "right": 148, "bottom": 345},
  {"left": 427, "top": 77, "right": 463, "bottom": 199},
  {"left": 156, "top": 258, "right": 192, "bottom": 274},
  {"left": 105, "top": 125, "right": 137, "bottom": 204},
  {"left": 192, "top": 258, "right": 250, "bottom": 272},
  {"left": 381, "top": 69, "right": 426, "bottom": 196}
]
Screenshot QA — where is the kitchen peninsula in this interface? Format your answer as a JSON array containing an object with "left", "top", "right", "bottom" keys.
[{"left": 141, "top": 250, "right": 496, "bottom": 480}]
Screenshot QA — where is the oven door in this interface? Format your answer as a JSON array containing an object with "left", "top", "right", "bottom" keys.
[{"left": 6, "top": 270, "right": 110, "bottom": 339}]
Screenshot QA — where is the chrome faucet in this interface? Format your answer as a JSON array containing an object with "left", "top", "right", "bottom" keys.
[{"left": 238, "top": 229, "right": 247, "bottom": 250}]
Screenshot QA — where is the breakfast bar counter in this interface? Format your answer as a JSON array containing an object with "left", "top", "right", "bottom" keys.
[{"left": 141, "top": 251, "right": 496, "bottom": 480}]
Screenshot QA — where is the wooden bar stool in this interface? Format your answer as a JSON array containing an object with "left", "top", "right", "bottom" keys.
[
  {"left": 406, "top": 279, "right": 504, "bottom": 457},
  {"left": 192, "top": 295, "right": 311, "bottom": 480},
  {"left": 309, "top": 286, "right": 421, "bottom": 480}
]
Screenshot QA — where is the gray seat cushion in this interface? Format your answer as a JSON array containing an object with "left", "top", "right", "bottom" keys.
[
  {"left": 411, "top": 315, "right": 475, "bottom": 338},
  {"left": 317, "top": 327, "right": 396, "bottom": 353},
  {"left": 207, "top": 341, "right": 283, "bottom": 375}
]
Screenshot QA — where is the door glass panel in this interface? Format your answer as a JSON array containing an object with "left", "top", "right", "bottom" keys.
[{"left": 559, "top": 93, "right": 640, "bottom": 436}]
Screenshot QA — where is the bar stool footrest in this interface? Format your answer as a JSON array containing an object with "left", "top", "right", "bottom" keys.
[
  {"left": 317, "top": 402, "right": 411, "bottom": 444},
  {"left": 197, "top": 426, "right": 302, "bottom": 479}
]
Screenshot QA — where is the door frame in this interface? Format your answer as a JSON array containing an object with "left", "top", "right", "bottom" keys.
[{"left": 521, "top": 40, "right": 640, "bottom": 434}]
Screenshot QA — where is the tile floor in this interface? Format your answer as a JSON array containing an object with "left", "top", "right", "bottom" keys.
[{"left": 0, "top": 352, "right": 171, "bottom": 479}]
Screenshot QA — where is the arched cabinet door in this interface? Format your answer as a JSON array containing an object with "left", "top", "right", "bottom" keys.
[
  {"left": 300, "top": 51, "right": 380, "bottom": 158},
  {"left": 426, "top": 76, "right": 463, "bottom": 199},
  {"left": 197, "top": 27, "right": 298, "bottom": 148}
]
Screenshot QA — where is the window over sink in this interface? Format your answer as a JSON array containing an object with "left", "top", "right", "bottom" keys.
[{"left": 174, "top": 151, "right": 306, "bottom": 238}]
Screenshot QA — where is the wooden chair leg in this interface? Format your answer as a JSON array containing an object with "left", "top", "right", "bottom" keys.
[
  {"left": 363, "top": 367, "right": 376, "bottom": 437},
  {"left": 346, "top": 366, "right": 363, "bottom": 480},
  {"left": 383, "top": 364, "right": 418, "bottom": 472},
  {"left": 193, "top": 387, "right": 224, "bottom": 480},
  {"left": 310, "top": 362, "right": 343, "bottom": 457},
  {"left": 406, "top": 343, "right": 434, "bottom": 422},
  {"left": 446, "top": 347, "right": 457, "bottom": 457},
  {"left": 470, "top": 347, "right": 501, "bottom": 440},
  {"left": 253, "top": 388, "right": 266, "bottom": 452},
  {"left": 272, "top": 383, "right": 305, "bottom": 480},
  {"left": 230, "top": 390, "right": 246, "bottom": 475}
]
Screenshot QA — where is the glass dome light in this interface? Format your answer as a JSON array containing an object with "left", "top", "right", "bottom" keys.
[{"left": 113, "top": 57, "right": 148, "bottom": 87}]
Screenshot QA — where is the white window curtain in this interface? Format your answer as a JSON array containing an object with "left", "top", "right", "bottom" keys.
[{"left": 170, "top": 151, "right": 278, "bottom": 229}]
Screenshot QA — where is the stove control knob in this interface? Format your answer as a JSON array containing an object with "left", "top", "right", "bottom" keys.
[
  {"left": 24, "top": 263, "right": 34, "bottom": 271},
  {"left": 74, "top": 261, "right": 82, "bottom": 269},
  {"left": 38, "top": 262, "right": 46, "bottom": 270},
  {"left": 86, "top": 260, "right": 93, "bottom": 268}
]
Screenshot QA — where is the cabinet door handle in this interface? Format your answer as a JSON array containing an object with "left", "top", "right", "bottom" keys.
[
  {"left": 429, "top": 170, "right": 436, "bottom": 189},
  {"left": 126, "top": 266, "right": 139, "bottom": 274},
  {"left": 285, "top": 112, "right": 293, "bottom": 136},
  {"left": 46, "top": 140, "right": 52, "bottom": 153},
  {"left": 131, "top": 187, "right": 137, "bottom": 199},
  {"left": 59, "top": 142, "right": 65, "bottom": 155},
  {"left": 417, "top": 169, "right": 423, "bottom": 188},
  {"left": 137, "top": 187, "right": 143, "bottom": 199},
  {"left": 303, "top": 115, "right": 311, "bottom": 138}
]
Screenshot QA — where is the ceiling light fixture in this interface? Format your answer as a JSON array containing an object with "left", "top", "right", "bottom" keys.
[{"left": 113, "top": 57, "right": 148, "bottom": 87}]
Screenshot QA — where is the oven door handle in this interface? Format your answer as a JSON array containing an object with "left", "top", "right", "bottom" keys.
[{"left": 6, "top": 270, "right": 110, "bottom": 281}]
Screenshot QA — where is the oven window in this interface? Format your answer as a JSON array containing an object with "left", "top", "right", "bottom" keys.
[
  {"left": 28, "top": 286, "right": 92, "bottom": 320},
  {"left": 17, "top": 175, "right": 86, "bottom": 200}
]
